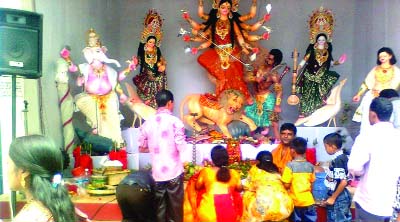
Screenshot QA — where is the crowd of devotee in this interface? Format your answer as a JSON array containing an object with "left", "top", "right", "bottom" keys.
[{"left": 7, "top": 91, "right": 400, "bottom": 222}]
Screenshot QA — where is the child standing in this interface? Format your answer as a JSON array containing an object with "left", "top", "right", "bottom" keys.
[
  {"left": 323, "top": 132, "right": 352, "bottom": 222},
  {"left": 282, "top": 137, "right": 317, "bottom": 222}
]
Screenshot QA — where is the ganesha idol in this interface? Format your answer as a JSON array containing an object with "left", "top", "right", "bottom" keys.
[{"left": 71, "top": 29, "right": 133, "bottom": 145}]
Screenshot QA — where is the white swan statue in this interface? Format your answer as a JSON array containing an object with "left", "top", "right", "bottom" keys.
[{"left": 295, "top": 78, "right": 347, "bottom": 127}]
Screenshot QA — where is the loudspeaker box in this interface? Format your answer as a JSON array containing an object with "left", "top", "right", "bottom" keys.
[{"left": 0, "top": 8, "right": 42, "bottom": 79}]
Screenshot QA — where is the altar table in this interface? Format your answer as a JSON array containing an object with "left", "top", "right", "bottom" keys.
[
  {"left": 138, "top": 143, "right": 278, "bottom": 169},
  {"left": 121, "top": 126, "right": 354, "bottom": 168}
]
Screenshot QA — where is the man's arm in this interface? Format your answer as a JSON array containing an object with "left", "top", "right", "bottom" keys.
[
  {"left": 271, "top": 72, "right": 282, "bottom": 112},
  {"left": 348, "top": 135, "right": 369, "bottom": 176},
  {"left": 174, "top": 120, "right": 187, "bottom": 152}
]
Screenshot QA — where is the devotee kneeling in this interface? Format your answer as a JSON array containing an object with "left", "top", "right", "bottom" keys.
[{"left": 116, "top": 170, "right": 155, "bottom": 222}]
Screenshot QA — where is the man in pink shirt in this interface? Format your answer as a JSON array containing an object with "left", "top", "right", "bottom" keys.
[
  {"left": 348, "top": 97, "right": 400, "bottom": 222},
  {"left": 138, "top": 89, "right": 187, "bottom": 222}
]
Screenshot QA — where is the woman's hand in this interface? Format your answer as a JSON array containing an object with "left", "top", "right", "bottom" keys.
[
  {"left": 182, "top": 11, "right": 190, "bottom": 20},
  {"left": 264, "top": 14, "right": 271, "bottom": 22},
  {"left": 182, "top": 34, "right": 191, "bottom": 42},
  {"left": 128, "top": 56, "right": 138, "bottom": 71},
  {"left": 119, "top": 94, "right": 128, "bottom": 104},
  {"left": 338, "top": 53, "right": 347, "bottom": 64},
  {"left": 353, "top": 95, "right": 361, "bottom": 102},
  {"left": 191, "top": 47, "right": 199, "bottom": 55},
  {"left": 158, "top": 65, "right": 166, "bottom": 72},
  {"left": 262, "top": 32, "right": 270, "bottom": 40}
]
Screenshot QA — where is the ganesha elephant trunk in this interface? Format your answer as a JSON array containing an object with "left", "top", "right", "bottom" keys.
[
  {"left": 103, "top": 58, "right": 121, "bottom": 68},
  {"left": 83, "top": 46, "right": 121, "bottom": 68}
]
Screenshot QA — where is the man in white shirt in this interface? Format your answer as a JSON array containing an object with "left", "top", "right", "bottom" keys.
[{"left": 348, "top": 97, "right": 400, "bottom": 222}]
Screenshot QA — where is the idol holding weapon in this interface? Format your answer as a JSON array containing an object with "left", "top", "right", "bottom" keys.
[
  {"left": 180, "top": 0, "right": 272, "bottom": 104},
  {"left": 245, "top": 49, "right": 290, "bottom": 139}
]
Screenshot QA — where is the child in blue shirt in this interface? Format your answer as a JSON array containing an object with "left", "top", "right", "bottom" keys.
[{"left": 323, "top": 132, "right": 352, "bottom": 222}]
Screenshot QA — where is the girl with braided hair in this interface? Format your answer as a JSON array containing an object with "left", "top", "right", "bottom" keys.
[{"left": 195, "top": 145, "right": 243, "bottom": 222}]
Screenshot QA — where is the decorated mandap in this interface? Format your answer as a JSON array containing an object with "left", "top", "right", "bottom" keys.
[{"left": 60, "top": 2, "right": 354, "bottom": 186}]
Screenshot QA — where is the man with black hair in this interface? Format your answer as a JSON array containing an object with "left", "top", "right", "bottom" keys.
[
  {"left": 272, "top": 122, "right": 297, "bottom": 174},
  {"left": 348, "top": 97, "right": 400, "bottom": 222},
  {"left": 116, "top": 170, "right": 155, "bottom": 222},
  {"left": 379, "top": 88, "right": 400, "bottom": 129},
  {"left": 138, "top": 89, "right": 187, "bottom": 222}
]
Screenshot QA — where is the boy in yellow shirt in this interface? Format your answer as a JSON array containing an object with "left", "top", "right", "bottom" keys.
[{"left": 281, "top": 137, "right": 317, "bottom": 222}]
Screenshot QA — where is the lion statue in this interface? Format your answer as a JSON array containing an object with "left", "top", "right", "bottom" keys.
[{"left": 180, "top": 89, "right": 257, "bottom": 138}]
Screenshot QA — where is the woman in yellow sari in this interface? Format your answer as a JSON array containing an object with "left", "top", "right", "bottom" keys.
[{"left": 242, "top": 151, "right": 294, "bottom": 222}]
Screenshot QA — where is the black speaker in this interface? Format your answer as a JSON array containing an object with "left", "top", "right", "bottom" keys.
[{"left": 0, "top": 8, "right": 42, "bottom": 79}]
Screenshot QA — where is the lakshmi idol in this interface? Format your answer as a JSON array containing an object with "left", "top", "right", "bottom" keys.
[
  {"left": 296, "top": 7, "right": 346, "bottom": 120},
  {"left": 133, "top": 9, "right": 167, "bottom": 109}
]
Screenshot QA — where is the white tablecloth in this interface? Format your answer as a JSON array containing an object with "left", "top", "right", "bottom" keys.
[
  {"left": 181, "top": 143, "right": 278, "bottom": 163},
  {"left": 138, "top": 143, "right": 277, "bottom": 169}
]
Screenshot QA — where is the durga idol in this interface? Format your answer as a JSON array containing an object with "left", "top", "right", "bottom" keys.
[{"left": 181, "top": 0, "right": 272, "bottom": 104}]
